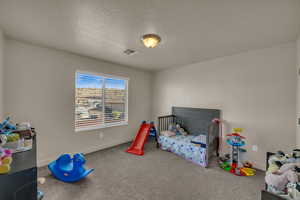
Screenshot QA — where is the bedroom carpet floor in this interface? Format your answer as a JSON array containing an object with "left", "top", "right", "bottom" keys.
[{"left": 38, "top": 140, "right": 265, "bottom": 200}]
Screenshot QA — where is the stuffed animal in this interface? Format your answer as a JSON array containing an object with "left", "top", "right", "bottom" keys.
[
  {"left": 287, "top": 182, "right": 300, "bottom": 200},
  {"left": 266, "top": 162, "right": 300, "bottom": 193},
  {"left": 267, "top": 151, "right": 287, "bottom": 173},
  {"left": 160, "top": 123, "right": 177, "bottom": 137},
  {"left": 175, "top": 124, "right": 188, "bottom": 136},
  {"left": 163, "top": 123, "right": 188, "bottom": 137},
  {"left": 265, "top": 151, "right": 300, "bottom": 193},
  {"left": 243, "top": 161, "right": 253, "bottom": 168},
  {"left": 286, "top": 149, "right": 300, "bottom": 163},
  {"left": 160, "top": 130, "right": 176, "bottom": 137},
  {"left": 293, "top": 149, "right": 300, "bottom": 158}
]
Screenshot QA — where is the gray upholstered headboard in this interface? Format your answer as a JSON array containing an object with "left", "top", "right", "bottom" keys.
[{"left": 172, "top": 107, "right": 220, "bottom": 136}]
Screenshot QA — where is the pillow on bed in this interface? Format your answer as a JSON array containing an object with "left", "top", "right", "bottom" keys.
[{"left": 161, "top": 130, "right": 176, "bottom": 137}]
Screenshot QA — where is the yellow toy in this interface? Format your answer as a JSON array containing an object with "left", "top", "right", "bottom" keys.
[
  {"left": 0, "top": 162, "right": 11, "bottom": 174},
  {"left": 233, "top": 128, "right": 243, "bottom": 133},
  {"left": 0, "top": 148, "right": 13, "bottom": 174},
  {"left": 240, "top": 167, "right": 256, "bottom": 176}
]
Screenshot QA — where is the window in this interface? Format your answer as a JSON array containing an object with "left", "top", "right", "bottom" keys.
[{"left": 75, "top": 71, "right": 128, "bottom": 131}]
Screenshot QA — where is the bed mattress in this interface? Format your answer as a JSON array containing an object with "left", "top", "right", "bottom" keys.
[{"left": 158, "top": 135, "right": 207, "bottom": 167}]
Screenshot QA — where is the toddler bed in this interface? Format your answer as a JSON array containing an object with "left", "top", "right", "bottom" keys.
[{"left": 157, "top": 107, "right": 220, "bottom": 167}]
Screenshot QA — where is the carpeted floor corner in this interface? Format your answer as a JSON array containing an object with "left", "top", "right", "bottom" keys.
[{"left": 38, "top": 140, "right": 265, "bottom": 200}]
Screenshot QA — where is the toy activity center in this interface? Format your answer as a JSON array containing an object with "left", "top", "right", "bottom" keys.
[{"left": 0, "top": 1, "right": 300, "bottom": 200}]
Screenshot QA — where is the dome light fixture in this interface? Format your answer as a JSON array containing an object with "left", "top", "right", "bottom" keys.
[{"left": 141, "top": 34, "right": 161, "bottom": 48}]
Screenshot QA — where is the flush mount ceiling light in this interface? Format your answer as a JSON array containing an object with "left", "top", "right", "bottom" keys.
[{"left": 141, "top": 34, "right": 161, "bottom": 48}]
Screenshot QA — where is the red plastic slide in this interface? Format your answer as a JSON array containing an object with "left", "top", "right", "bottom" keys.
[{"left": 126, "top": 123, "right": 152, "bottom": 156}]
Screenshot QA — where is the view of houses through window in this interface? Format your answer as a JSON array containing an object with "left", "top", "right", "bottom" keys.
[{"left": 75, "top": 72, "right": 128, "bottom": 131}]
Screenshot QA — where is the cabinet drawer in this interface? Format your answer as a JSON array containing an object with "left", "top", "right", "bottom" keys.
[{"left": 0, "top": 167, "right": 37, "bottom": 200}]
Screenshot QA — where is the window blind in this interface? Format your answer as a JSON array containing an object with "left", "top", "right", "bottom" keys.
[{"left": 75, "top": 72, "right": 128, "bottom": 131}]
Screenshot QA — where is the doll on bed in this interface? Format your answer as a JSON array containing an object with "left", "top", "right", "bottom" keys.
[
  {"left": 160, "top": 123, "right": 188, "bottom": 137},
  {"left": 265, "top": 150, "right": 300, "bottom": 194}
]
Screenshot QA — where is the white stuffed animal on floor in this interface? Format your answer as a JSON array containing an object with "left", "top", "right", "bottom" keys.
[
  {"left": 286, "top": 149, "right": 300, "bottom": 163},
  {"left": 288, "top": 183, "right": 300, "bottom": 200},
  {"left": 266, "top": 151, "right": 300, "bottom": 194}
]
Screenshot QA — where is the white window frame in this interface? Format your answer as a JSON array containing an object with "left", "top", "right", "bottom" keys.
[{"left": 75, "top": 70, "right": 129, "bottom": 132}]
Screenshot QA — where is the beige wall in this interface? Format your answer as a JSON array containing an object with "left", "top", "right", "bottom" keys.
[
  {"left": 153, "top": 43, "right": 297, "bottom": 170},
  {"left": 0, "top": 29, "right": 4, "bottom": 119},
  {"left": 2, "top": 38, "right": 298, "bottom": 169},
  {"left": 4, "top": 39, "right": 153, "bottom": 166},
  {"left": 297, "top": 36, "right": 300, "bottom": 147}
]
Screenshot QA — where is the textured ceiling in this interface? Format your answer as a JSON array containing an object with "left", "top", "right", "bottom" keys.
[{"left": 0, "top": 0, "right": 299, "bottom": 71}]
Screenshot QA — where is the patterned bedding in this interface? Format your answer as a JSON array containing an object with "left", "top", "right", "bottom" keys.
[{"left": 158, "top": 135, "right": 207, "bottom": 167}]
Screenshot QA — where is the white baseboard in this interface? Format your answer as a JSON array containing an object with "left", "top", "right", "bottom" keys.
[{"left": 37, "top": 139, "right": 131, "bottom": 167}]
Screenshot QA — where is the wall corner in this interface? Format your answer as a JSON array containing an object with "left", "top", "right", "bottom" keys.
[
  {"left": 296, "top": 35, "right": 300, "bottom": 148},
  {"left": 0, "top": 29, "right": 4, "bottom": 120}
]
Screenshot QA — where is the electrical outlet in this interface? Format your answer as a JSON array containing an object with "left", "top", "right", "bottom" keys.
[
  {"left": 252, "top": 145, "right": 258, "bottom": 152},
  {"left": 99, "top": 132, "right": 104, "bottom": 139}
]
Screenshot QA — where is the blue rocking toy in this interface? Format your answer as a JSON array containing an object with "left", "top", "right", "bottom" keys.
[{"left": 48, "top": 153, "right": 94, "bottom": 183}]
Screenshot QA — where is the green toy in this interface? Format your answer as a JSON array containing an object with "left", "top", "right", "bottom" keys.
[{"left": 220, "top": 162, "right": 231, "bottom": 171}]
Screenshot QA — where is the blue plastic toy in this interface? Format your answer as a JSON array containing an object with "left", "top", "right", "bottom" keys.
[
  {"left": 149, "top": 121, "right": 157, "bottom": 137},
  {"left": 0, "top": 117, "right": 16, "bottom": 135},
  {"left": 48, "top": 153, "right": 94, "bottom": 183}
]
